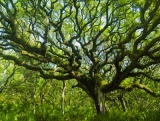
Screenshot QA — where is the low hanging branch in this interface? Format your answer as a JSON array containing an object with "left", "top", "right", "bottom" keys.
[
  {"left": 0, "top": 52, "right": 73, "bottom": 80},
  {"left": 119, "top": 83, "right": 160, "bottom": 97},
  {"left": 132, "top": 83, "right": 160, "bottom": 97}
]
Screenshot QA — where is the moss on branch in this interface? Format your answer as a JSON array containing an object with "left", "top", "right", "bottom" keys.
[{"left": 119, "top": 83, "right": 160, "bottom": 97}]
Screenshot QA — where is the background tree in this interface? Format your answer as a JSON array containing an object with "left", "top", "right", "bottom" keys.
[
  {"left": 0, "top": 59, "right": 16, "bottom": 93},
  {"left": 1, "top": 0, "right": 160, "bottom": 114}
]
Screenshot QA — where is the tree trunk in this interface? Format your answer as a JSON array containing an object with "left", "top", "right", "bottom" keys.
[
  {"left": 61, "top": 81, "right": 66, "bottom": 114},
  {"left": 118, "top": 94, "right": 127, "bottom": 112},
  {"left": 93, "top": 89, "right": 109, "bottom": 114}
]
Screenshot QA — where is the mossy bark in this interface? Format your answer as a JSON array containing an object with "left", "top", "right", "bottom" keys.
[{"left": 93, "top": 88, "right": 109, "bottom": 114}]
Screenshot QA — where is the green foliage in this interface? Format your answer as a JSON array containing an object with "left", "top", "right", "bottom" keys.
[
  {"left": 0, "top": 61, "right": 160, "bottom": 120},
  {"left": 0, "top": 94, "right": 94, "bottom": 121},
  {"left": 1, "top": 0, "right": 160, "bottom": 116},
  {"left": 91, "top": 109, "right": 160, "bottom": 121}
]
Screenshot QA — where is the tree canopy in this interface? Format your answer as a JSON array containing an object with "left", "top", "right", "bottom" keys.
[{"left": 1, "top": 0, "right": 160, "bottom": 114}]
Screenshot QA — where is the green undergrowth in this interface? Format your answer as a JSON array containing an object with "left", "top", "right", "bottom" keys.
[
  {"left": 0, "top": 102, "right": 160, "bottom": 121},
  {"left": 0, "top": 108, "right": 160, "bottom": 121},
  {"left": 0, "top": 103, "right": 94, "bottom": 121},
  {"left": 91, "top": 109, "right": 160, "bottom": 121}
]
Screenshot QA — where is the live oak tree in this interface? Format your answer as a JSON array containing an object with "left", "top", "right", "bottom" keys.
[{"left": 1, "top": 0, "right": 160, "bottom": 114}]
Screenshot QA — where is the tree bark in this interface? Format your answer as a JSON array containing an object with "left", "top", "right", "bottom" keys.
[{"left": 93, "top": 89, "right": 109, "bottom": 114}]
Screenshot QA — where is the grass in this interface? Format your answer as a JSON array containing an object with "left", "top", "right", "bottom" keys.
[
  {"left": 0, "top": 105, "right": 160, "bottom": 121},
  {"left": 91, "top": 109, "right": 160, "bottom": 121}
]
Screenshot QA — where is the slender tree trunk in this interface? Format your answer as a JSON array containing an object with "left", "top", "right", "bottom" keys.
[
  {"left": 118, "top": 94, "right": 127, "bottom": 112},
  {"left": 61, "top": 81, "right": 66, "bottom": 114},
  {"left": 33, "top": 75, "right": 38, "bottom": 115}
]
